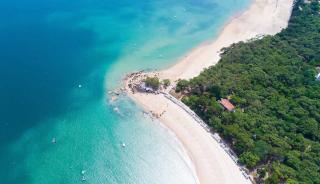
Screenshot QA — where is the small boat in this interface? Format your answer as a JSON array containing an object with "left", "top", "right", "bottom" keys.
[
  {"left": 121, "top": 143, "right": 126, "bottom": 148},
  {"left": 51, "top": 138, "right": 56, "bottom": 144},
  {"left": 78, "top": 84, "right": 82, "bottom": 88},
  {"left": 81, "top": 175, "right": 86, "bottom": 182},
  {"left": 81, "top": 170, "right": 86, "bottom": 175},
  {"left": 114, "top": 107, "right": 120, "bottom": 113}
]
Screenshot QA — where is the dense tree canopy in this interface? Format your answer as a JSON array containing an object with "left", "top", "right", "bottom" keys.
[{"left": 177, "top": 1, "right": 320, "bottom": 183}]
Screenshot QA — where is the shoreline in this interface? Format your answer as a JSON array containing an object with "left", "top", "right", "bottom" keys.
[
  {"left": 122, "top": 0, "right": 293, "bottom": 183},
  {"left": 159, "top": 0, "right": 294, "bottom": 81}
]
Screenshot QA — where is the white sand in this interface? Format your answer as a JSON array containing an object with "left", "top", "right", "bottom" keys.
[
  {"left": 160, "top": 0, "right": 294, "bottom": 81},
  {"left": 127, "top": 0, "right": 294, "bottom": 183}
]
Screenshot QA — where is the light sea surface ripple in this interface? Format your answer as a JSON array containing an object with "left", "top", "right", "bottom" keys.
[{"left": 0, "top": 0, "right": 250, "bottom": 183}]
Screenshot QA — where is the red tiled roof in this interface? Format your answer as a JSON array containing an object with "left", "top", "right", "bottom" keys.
[{"left": 219, "top": 99, "right": 235, "bottom": 111}]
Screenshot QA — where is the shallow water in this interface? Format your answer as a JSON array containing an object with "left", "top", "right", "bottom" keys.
[{"left": 0, "top": 0, "right": 250, "bottom": 183}]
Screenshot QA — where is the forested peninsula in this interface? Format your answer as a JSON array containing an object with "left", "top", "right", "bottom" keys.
[{"left": 176, "top": 1, "right": 320, "bottom": 183}]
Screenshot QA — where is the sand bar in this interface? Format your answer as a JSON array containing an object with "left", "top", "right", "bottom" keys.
[{"left": 125, "top": 0, "right": 293, "bottom": 183}]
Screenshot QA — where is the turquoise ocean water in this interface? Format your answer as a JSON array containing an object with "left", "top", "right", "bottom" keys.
[{"left": 0, "top": 0, "right": 250, "bottom": 183}]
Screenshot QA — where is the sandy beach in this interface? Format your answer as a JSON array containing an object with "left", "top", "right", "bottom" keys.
[
  {"left": 160, "top": 0, "right": 294, "bottom": 81},
  {"left": 125, "top": 0, "right": 293, "bottom": 183}
]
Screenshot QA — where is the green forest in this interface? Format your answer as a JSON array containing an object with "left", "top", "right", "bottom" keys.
[{"left": 176, "top": 1, "right": 320, "bottom": 183}]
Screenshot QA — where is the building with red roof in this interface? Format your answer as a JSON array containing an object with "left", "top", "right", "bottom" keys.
[{"left": 219, "top": 98, "right": 235, "bottom": 112}]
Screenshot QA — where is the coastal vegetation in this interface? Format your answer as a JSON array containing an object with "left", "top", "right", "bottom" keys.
[
  {"left": 176, "top": 1, "right": 320, "bottom": 183},
  {"left": 144, "top": 76, "right": 160, "bottom": 90},
  {"left": 162, "top": 79, "right": 171, "bottom": 87}
]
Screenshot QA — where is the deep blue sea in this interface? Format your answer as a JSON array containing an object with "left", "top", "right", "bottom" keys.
[{"left": 0, "top": 0, "right": 250, "bottom": 183}]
